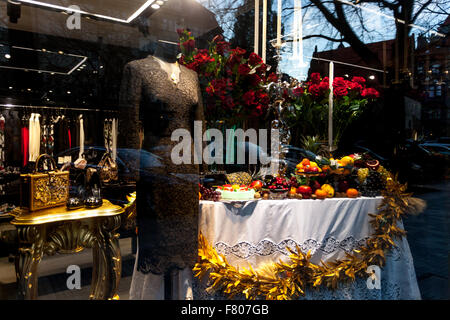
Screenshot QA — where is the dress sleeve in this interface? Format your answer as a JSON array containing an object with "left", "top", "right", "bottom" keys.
[{"left": 118, "top": 62, "right": 142, "bottom": 179}]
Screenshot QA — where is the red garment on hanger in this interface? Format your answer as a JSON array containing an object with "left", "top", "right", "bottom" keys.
[
  {"left": 68, "top": 128, "right": 72, "bottom": 149},
  {"left": 21, "top": 126, "right": 29, "bottom": 167}
]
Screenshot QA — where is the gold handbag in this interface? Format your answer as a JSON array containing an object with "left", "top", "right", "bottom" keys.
[
  {"left": 20, "top": 154, "right": 70, "bottom": 212},
  {"left": 98, "top": 152, "right": 118, "bottom": 185}
]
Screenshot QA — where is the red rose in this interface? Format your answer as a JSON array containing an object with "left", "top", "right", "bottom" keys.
[
  {"left": 243, "top": 90, "right": 256, "bottom": 105},
  {"left": 227, "top": 54, "right": 242, "bottom": 67},
  {"left": 248, "top": 52, "right": 263, "bottom": 66},
  {"left": 216, "top": 41, "right": 230, "bottom": 55},
  {"left": 249, "top": 74, "right": 262, "bottom": 86},
  {"left": 258, "top": 92, "right": 270, "bottom": 105},
  {"left": 267, "top": 72, "right": 278, "bottom": 83},
  {"left": 238, "top": 64, "right": 251, "bottom": 75},
  {"left": 182, "top": 39, "right": 195, "bottom": 52},
  {"left": 348, "top": 81, "right": 363, "bottom": 92},
  {"left": 256, "top": 63, "right": 267, "bottom": 75},
  {"left": 352, "top": 76, "right": 366, "bottom": 85},
  {"left": 310, "top": 73, "right": 321, "bottom": 84},
  {"left": 334, "top": 86, "right": 348, "bottom": 97},
  {"left": 308, "top": 84, "right": 322, "bottom": 96},
  {"left": 332, "top": 77, "right": 347, "bottom": 89},
  {"left": 317, "top": 77, "right": 329, "bottom": 92},
  {"left": 293, "top": 86, "right": 304, "bottom": 97},
  {"left": 361, "top": 88, "right": 379, "bottom": 99},
  {"left": 231, "top": 47, "right": 246, "bottom": 56}
]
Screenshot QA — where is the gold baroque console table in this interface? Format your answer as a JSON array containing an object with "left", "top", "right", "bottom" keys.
[{"left": 10, "top": 200, "right": 124, "bottom": 300}]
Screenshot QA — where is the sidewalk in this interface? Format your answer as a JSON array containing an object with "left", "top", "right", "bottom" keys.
[{"left": 403, "top": 181, "right": 449, "bottom": 300}]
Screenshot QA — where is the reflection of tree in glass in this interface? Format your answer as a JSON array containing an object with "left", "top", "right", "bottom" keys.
[{"left": 282, "top": 0, "right": 449, "bottom": 75}]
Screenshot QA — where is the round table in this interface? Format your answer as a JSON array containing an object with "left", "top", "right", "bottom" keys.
[{"left": 198, "top": 197, "right": 421, "bottom": 300}]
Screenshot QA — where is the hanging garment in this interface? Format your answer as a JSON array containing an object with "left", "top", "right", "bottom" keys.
[
  {"left": 21, "top": 122, "right": 29, "bottom": 168},
  {"left": 111, "top": 118, "right": 118, "bottom": 161},
  {"left": 28, "top": 113, "right": 41, "bottom": 162},
  {"left": 78, "top": 114, "right": 84, "bottom": 160},
  {"left": 5, "top": 110, "right": 21, "bottom": 167},
  {"left": 0, "top": 114, "right": 5, "bottom": 171},
  {"left": 104, "top": 118, "right": 112, "bottom": 154},
  {"left": 54, "top": 115, "right": 70, "bottom": 156},
  {"left": 41, "top": 116, "right": 49, "bottom": 155}
]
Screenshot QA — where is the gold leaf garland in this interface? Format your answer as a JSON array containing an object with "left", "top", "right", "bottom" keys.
[{"left": 194, "top": 173, "right": 412, "bottom": 300}]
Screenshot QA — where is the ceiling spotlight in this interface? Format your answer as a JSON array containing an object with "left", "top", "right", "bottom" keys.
[
  {"left": 49, "top": 90, "right": 53, "bottom": 93},
  {"left": 156, "top": 0, "right": 164, "bottom": 5},
  {"left": 4, "top": 54, "right": 11, "bottom": 59},
  {"left": 9, "top": 87, "right": 13, "bottom": 90},
  {"left": 151, "top": 4, "right": 160, "bottom": 9},
  {"left": 27, "top": 88, "right": 31, "bottom": 91},
  {"left": 369, "top": 75, "right": 375, "bottom": 80},
  {"left": 67, "top": 91, "right": 71, "bottom": 94}
]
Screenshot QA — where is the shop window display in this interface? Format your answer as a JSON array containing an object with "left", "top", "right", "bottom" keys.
[{"left": 0, "top": 0, "right": 446, "bottom": 303}]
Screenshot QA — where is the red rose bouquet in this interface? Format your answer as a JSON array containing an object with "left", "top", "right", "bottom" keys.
[
  {"left": 178, "top": 30, "right": 274, "bottom": 125},
  {"left": 285, "top": 73, "right": 380, "bottom": 146}
]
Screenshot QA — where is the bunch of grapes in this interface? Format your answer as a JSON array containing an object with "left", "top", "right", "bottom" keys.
[
  {"left": 360, "top": 171, "right": 385, "bottom": 197},
  {"left": 357, "top": 168, "right": 369, "bottom": 184},
  {"left": 289, "top": 176, "right": 299, "bottom": 188},
  {"left": 199, "top": 184, "right": 221, "bottom": 201}
]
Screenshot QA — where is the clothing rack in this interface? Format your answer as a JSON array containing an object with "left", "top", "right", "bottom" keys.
[{"left": 0, "top": 104, "right": 118, "bottom": 113}]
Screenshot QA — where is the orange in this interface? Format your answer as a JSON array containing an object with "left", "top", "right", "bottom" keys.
[
  {"left": 199, "top": 192, "right": 202, "bottom": 200},
  {"left": 321, "top": 184, "right": 335, "bottom": 198},
  {"left": 315, "top": 189, "right": 328, "bottom": 199},
  {"left": 289, "top": 187, "right": 297, "bottom": 195},
  {"left": 346, "top": 188, "right": 359, "bottom": 198}
]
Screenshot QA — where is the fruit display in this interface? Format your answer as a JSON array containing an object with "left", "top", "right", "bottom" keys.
[{"left": 199, "top": 152, "right": 390, "bottom": 202}]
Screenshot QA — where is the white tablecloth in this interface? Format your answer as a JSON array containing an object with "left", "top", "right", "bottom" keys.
[{"left": 196, "top": 198, "right": 421, "bottom": 300}]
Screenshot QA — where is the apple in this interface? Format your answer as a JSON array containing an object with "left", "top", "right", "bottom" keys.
[
  {"left": 297, "top": 185, "right": 312, "bottom": 199},
  {"left": 250, "top": 180, "right": 263, "bottom": 190}
]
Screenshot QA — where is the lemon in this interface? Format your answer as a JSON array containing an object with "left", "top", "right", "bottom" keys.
[{"left": 340, "top": 156, "right": 354, "bottom": 166}]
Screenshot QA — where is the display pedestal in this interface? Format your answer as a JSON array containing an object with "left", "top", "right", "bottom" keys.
[{"left": 10, "top": 200, "right": 124, "bottom": 300}]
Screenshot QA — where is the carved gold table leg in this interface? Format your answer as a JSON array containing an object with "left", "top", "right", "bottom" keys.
[
  {"left": 15, "top": 226, "right": 45, "bottom": 300},
  {"left": 90, "top": 215, "right": 122, "bottom": 300}
]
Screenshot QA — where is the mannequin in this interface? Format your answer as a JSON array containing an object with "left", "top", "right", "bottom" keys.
[{"left": 118, "top": 40, "right": 205, "bottom": 300}]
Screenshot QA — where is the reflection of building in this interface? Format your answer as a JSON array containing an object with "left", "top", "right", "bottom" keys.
[
  {"left": 308, "top": 39, "right": 397, "bottom": 87},
  {"left": 415, "top": 15, "right": 450, "bottom": 138}
]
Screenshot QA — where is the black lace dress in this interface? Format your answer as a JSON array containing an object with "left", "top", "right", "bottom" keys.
[{"left": 118, "top": 55, "right": 204, "bottom": 275}]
